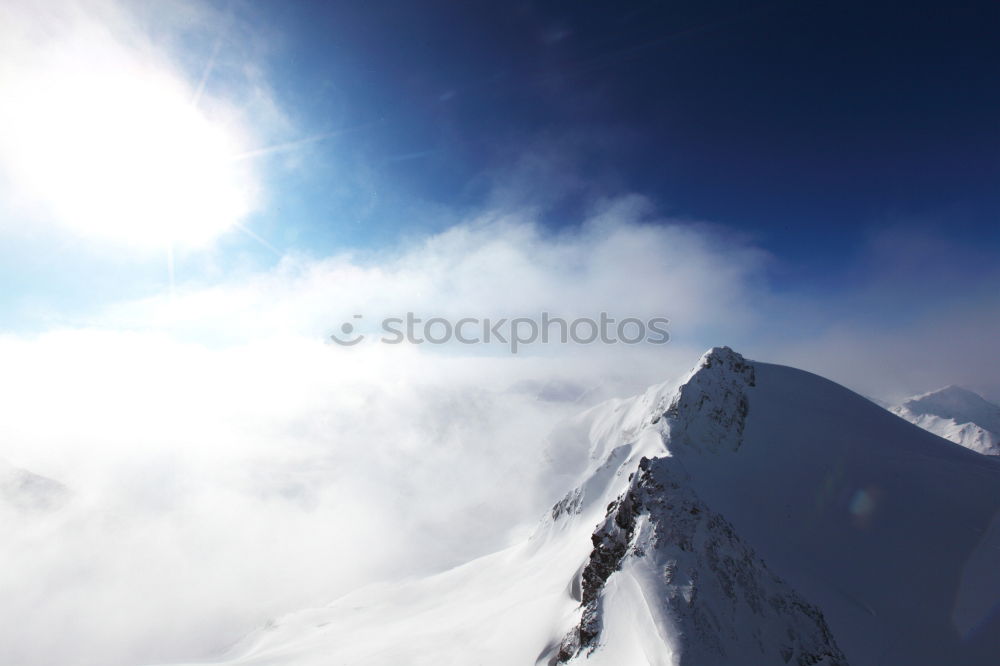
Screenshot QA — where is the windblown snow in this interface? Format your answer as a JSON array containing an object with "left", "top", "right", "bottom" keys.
[
  {"left": 160, "top": 348, "right": 1000, "bottom": 666},
  {"left": 891, "top": 385, "right": 1000, "bottom": 456}
]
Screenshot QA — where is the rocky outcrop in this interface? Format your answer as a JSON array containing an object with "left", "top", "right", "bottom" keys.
[
  {"left": 558, "top": 455, "right": 847, "bottom": 665},
  {"left": 658, "top": 346, "right": 756, "bottom": 455}
]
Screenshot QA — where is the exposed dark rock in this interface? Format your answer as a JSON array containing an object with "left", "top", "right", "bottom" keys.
[{"left": 559, "top": 455, "right": 848, "bottom": 665}]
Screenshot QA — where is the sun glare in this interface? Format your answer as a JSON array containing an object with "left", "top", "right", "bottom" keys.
[{"left": 0, "top": 22, "right": 256, "bottom": 248}]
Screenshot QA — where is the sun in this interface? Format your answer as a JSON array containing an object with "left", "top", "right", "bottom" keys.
[{"left": 0, "top": 21, "right": 257, "bottom": 249}]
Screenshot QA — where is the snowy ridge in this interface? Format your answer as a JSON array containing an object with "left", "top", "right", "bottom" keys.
[
  {"left": 157, "top": 347, "right": 1000, "bottom": 666},
  {"left": 542, "top": 345, "right": 754, "bottom": 534},
  {"left": 552, "top": 349, "right": 844, "bottom": 665},
  {"left": 556, "top": 455, "right": 845, "bottom": 665},
  {"left": 891, "top": 386, "right": 1000, "bottom": 455}
]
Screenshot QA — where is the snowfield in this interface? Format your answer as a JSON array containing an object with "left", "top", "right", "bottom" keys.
[{"left": 161, "top": 348, "right": 1000, "bottom": 666}]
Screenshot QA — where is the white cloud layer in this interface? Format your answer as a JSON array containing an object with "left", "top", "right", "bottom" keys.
[
  {"left": 1, "top": 196, "right": 998, "bottom": 665},
  {"left": 0, "top": 199, "right": 771, "bottom": 665}
]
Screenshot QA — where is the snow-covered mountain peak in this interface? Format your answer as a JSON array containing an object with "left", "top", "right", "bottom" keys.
[
  {"left": 694, "top": 345, "right": 753, "bottom": 374},
  {"left": 157, "top": 348, "right": 1000, "bottom": 666},
  {"left": 891, "top": 385, "right": 1000, "bottom": 455},
  {"left": 658, "top": 346, "right": 756, "bottom": 455},
  {"left": 543, "top": 346, "right": 756, "bottom": 533},
  {"left": 900, "top": 385, "right": 1000, "bottom": 428}
]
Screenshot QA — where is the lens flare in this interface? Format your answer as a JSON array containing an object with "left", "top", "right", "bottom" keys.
[{"left": 0, "top": 15, "right": 257, "bottom": 248}]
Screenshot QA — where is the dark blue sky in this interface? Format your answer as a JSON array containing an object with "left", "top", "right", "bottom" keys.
[{"left": 250, "top": 0, "right": 999, "bottom": 272}]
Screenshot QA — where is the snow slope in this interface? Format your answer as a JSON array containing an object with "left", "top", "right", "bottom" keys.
[
  {"left": 160, "top": 348, "right": 1000, "bottom": 666},
  {"left": 891, "top": 385, "right": 1000, "bottom": 455},
  {"left": 671, "top": 356, "right": 1000, "bottom": 664},
  {"left": 555, "top": 456, "right": 846, "bottom": 666}
]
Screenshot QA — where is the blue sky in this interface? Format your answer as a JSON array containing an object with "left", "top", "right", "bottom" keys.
[
  {"left": 0, "top": 0, "right": 997, "bottom": 396},
  {"left": 258, "top": 0, "right": 1000, "bottom": 251}
]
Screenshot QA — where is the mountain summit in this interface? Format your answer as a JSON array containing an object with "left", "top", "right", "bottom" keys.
[
  {"left": 891, "top": 385, "right": 1000, "bottom": 455},
  {"left": 165, "top": 348, "right": 1000, "bottom": 666}
]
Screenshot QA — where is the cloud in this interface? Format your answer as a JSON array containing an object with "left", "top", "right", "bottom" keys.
[
  {"left": 0, "top": 196, "right": 777, "bottom": 666},
  {"left": 2, "top": 189, "right": 998, "bottom": 664},
  {"left": 103, "top": 194, "right": 767, "bottom": 342}
]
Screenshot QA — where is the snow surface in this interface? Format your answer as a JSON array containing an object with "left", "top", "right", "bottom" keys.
[
  {"left": 891, "top": 385, "right": 1000, "bottom": 455},
  {"left": 158, "top": 348, "right": 1000, "bottom": 666},
  {"left": 557, "top": 455, "right": 846, "bottom": 665},
  {"left": 673, "top": 359, "right": 1000, "bottom": 664}
]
